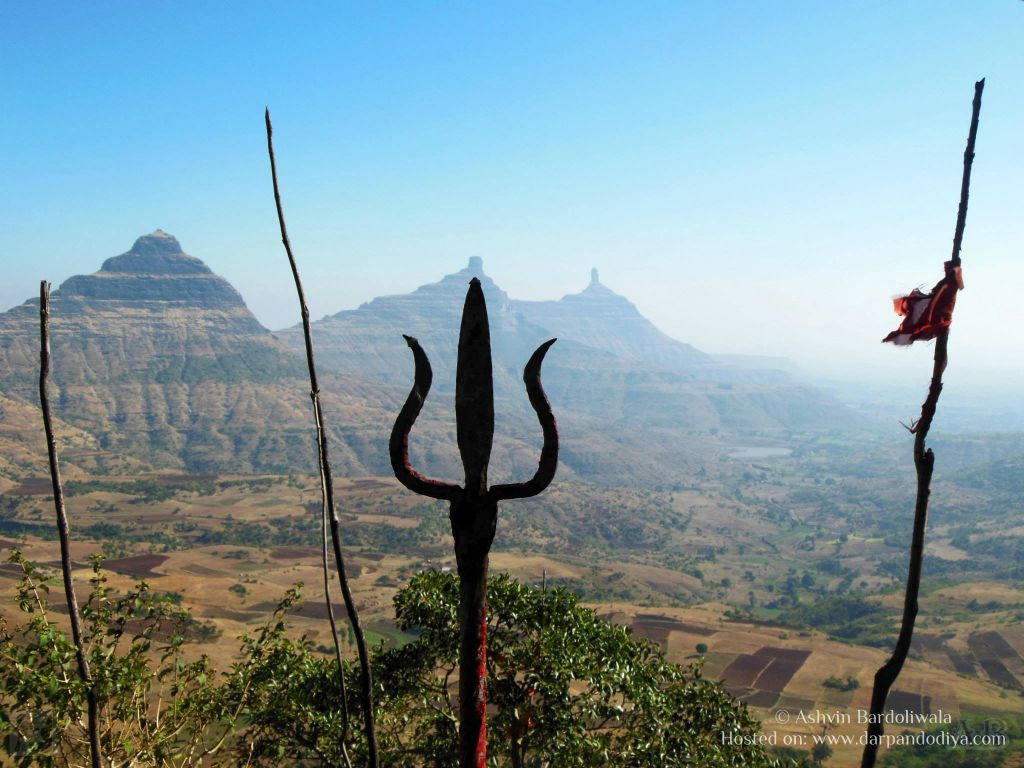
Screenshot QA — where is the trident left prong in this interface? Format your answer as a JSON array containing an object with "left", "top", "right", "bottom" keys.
[{"left": 389, "top": 334, "right": 461, "bottom": 502}]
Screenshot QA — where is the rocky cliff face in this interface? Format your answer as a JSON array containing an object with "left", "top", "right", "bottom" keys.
[
  {"left": 0, "top": 236, "right": 605, "bottom": 483},
  {"left": 0, "top": 238, "right": 845, "bottom": 484},
  {"left": 0, "top": 233, "right": 360, "bottom": 475},
  {"left": 277, "top": 259, "right": 841, "bottom": 440},
  {"left": 0, "top": 231, "right": 277, "bottom": 384}
]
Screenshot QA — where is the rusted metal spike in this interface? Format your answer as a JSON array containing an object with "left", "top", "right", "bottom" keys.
[
  {"left": 456, "top": 278, "right": 495, "bottom": 495},
  {"left": 389, "top": 334, "right": 461, "bottom": 501}
]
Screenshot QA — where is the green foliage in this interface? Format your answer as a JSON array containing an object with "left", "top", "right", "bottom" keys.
[
  {"left": 1, "top": 558, "right": 789, "bottom": 766},
  {"left": 210, "top": 586, "right": 366, "bottom": 766},
  {"left": 770, "top": 746, "right": 817, "bottom": 767},
  {"left": 0, "top": 551, "right": 228, "bottom": 766},
  {"left": 823, "top": 675, "right": 860, "bottom": 692},
  {"left": 0, "top": 551, "right": 337, "bottom": 767},
  {"left": 374, "top": 570, "right": 786, "bottom": 767},
  {"left": 774, "top": 594, "right": 893, "bottom": 646},
  {"left": 65, "top": 477, "right": 217, "bottom": 503},
  {"left": 811, "top": 742, "right": 832, "bottom": 762},
  {"left": 952, "top": 456, "right": 1024, "bottom": 496}
]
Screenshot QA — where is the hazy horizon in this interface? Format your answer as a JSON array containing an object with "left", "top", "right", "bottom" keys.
[{"left": 3, "top": 3, "right": 1021, "bottom": 398}]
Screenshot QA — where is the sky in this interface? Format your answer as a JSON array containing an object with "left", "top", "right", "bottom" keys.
[{"left": 2, "top": 2, "right": 1021, "bottom": 400}]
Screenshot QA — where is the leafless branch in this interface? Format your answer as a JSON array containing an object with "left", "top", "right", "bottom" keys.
[
  {"left": 861, "top": 77, "right": 984, "bottom": 768},
  {"left": 265, "top": 107, "right": 378, "bottom": 767},
  {"left": 39, "top": 281, "right": 103, "bottom": 768}
]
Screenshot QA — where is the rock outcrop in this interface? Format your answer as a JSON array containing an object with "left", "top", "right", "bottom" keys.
[
  {"left": 511, "top": 267, "right": 708, "bottom": 372},
  {"left": 0, "top": 233, "right": 357, "bottom": 474},
  {"left": 0, "top": 239, "right": 845, "bottom": 484}
]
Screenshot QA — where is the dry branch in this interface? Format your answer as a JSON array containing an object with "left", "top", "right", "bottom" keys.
[
  {"left": 860, "top": 77, "right": 984, "bottom": 768},
  {"left": 265, "top": 108, "right": 378, "bottom": 767},
  {"left": 39, "top": 281, "right": 103, "bottom": 768}
]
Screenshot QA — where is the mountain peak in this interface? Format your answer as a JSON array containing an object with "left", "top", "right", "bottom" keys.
[
  {"left": 101, "top": 231, "right": 211, "bottom": 275},
  {"left": 43, "top": 233, "right": 248, "bottom": 314},
  {"left": 462, "top": 256, "right": 485, "bottom": 278},
  {"left": 440, "top": 256, "right": 507, "bottom": 306},
  {"left": 134, "top": 229, "right": 183, "bottom": 254},
  {"left": 579, "top": 266, "right": 616, "bottom": 298}
]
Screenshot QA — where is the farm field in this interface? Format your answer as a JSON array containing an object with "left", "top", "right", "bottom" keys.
[
  {"left": 3, "top": 465, "right": 1024, "bottom": 766},
  {"left": 615, "top": 605, "right": 1024, "bottom": 767},
  {"left": 5, "top": 533, "right": 1020, "bottom": 768}
]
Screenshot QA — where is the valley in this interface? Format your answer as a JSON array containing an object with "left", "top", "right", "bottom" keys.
[
  {"left": 1, "top": 232, "right": 1022, "bottom": 766},
  {"left": 2, "top": 426, "right": 1022, "bottom": 766}
]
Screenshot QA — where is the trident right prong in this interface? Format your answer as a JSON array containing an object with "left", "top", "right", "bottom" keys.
[{"left": 489, "top": 338, "right": 558, "bottom": 502}]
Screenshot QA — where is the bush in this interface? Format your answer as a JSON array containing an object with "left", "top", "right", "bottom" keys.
[
  {"left": 0, "top": 551, "right": 229, "bottom": 766},
  {"left": 373, "top": 570, "right": 785, "bottom": 767},
  {"left": 0, "top": 556, "right": 791, "bottom": 766},
  {"left": 823, "top": 675, "right": 860, "bottom": 692}
]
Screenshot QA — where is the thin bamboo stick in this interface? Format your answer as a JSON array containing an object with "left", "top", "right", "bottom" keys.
[
  {"left": 39, "top": 281, "right": 103, "bottom": 768},
  {"left": 265, "top": 108, "right": 379, "bottom": 767}
]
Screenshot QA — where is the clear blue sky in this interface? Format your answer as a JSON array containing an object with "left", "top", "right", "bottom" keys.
[{"left": 2, "top": 2, "right": 1021, "bottom": 394}]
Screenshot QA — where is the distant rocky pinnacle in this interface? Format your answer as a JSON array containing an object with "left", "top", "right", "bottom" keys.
[{"left": 511, "top": 266, "right": 706, "bottom": 368}]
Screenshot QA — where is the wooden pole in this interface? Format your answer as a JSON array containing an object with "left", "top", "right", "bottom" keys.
[
  {"left": 861, "top": 77, "right": 984, "bottom": 768},
  {"left": 265, "top": 108, "right": 378, "bottom": 767},
  {"left": 39, "top": 281, "right": 103, "bottom": 768}
]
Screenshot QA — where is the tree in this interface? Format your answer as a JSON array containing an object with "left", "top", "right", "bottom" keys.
[
  {"left": 812, "top": 742, "right": 832, "bottom": 764},
  {"left": 0, "top": 552, "right": 353, "bottom": 767},
  {"left": 373, "top": 570, "right": 783, "bottom": 767}
]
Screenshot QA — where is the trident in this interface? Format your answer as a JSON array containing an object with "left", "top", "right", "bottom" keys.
[{"left": 390, "top": 277, "right": 558, "bottom": 768}]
